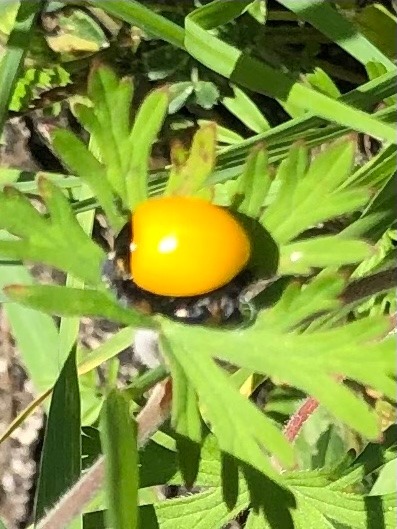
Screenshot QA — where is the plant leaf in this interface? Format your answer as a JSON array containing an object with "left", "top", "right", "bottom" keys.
[
  {"left": 370, "top": 459, "right": 397, "bottom": 496},
  {"left": 100, "top": 390, "right": 139, "bottom": 529},
  {"left": 185, "top": 1, "right": 396, "bottom": 143},
  {"left": 279, "top": 237, "right": 373, "bottom": 275},
  {"left": 152, "top": 486, "right": 250, "bottom": 529},
  {"left": 51, "top": 129, "right": 121, "bottom": 230},
  {"left": 85, "top": 64, "right": 133, "bottom": 202},
  {"left": 33, "top": 347, "right": 81, "bottom": 525},
  {"left": 160, "top": 335, "right": 294, "bottom": 477},
  {"left": 262, "top": 138, "right": 370, "bottom": 244},
  {"left": 166, "top": 348, "right": 202, "bottom": 444},
  {"left": 125, "top": 87, "right": 169, "bottom": 209},
  {"left": 93, "top": 0, "right": 396, "bottom": 147},
  {"left": 0, "top": 180, "right": 105, "bottom": 285},
  {"left": 0, "top": 265, "right": 60, "bottom": 393},
  {"left": 165, "top": 123, "right": 216, "bottom": 197},
  {"left": 223, "top": 84, "right": 271, "bottom": 133},
  {"left": 3, "top": 284, "right": 150, "bottom": 327},
  {"left": 161, "top": 284, "right": 394, "bottom": 440},
  {"left": 236, "top": 143, "right": 271, "bottom": 218},
  {"left": 0, "top": 0, "right": 43, "bottom": 132},
  {"left": 277, "top": 0, "right": 395, "bottom": 70}
]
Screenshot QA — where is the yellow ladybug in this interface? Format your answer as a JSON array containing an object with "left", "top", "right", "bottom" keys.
[
  {"left": 130, "top": 196, "right": 251, "bottom": 297},
  {"left": 103, "top": 196, "right": 252, "bottom": 324}
]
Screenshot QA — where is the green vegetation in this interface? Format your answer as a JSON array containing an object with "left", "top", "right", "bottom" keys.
[{"left": 0, "top": 1, "right": 396, "bottom": 528}]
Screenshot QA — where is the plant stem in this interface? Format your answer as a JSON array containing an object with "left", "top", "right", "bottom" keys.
[{"left": 283, "top": 396, "right": 320, "bottom": 443}]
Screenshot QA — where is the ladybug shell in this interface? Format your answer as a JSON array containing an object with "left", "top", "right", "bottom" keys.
[{"left": 130, "top": 196, "right": 251, "bottom": 297}]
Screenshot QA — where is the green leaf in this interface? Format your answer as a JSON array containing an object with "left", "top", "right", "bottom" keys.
[
  {"left": 165, "top": 123, "right": 216, "bottom": 197},
  {"left": 175, "top": 435, "right": 201, "bottom": 490},
  {"left": 34, "top": 347, "right": 81, "bottom": 525},
  {"left": 168, "top": 82, "right": 194, "bottom": 113},
  {"left": 187, "top": 437, "right": 222, "bottom": 484},
  {"left": 0, "top": 167, "right": 21, "bottom": 187},
  {"left": 162, "top": 346, "right": 202, "bottom": 485},
  {"left": 166, "top": 351, "right": 202, "bottom": 444},
  {"left": 160, "top": 335, "right": 294, "bottom": 477},
  {"left": 9, "top": 64, "right": 70, "bottom": 112},
  {"left": 279, "top": 237, "right": 373, "bottom": 275},
  {"left": 0, "top": 265, "right": 60, "bottom": 393},
  {"left": 358, "top": 172, "right": 396, "bottom": 242},
  {"left": 100, "top": 390, "right": 139, "bottom": 529},
  {"left": 332, "top": 425, "right": 397, "bottom": 490},
  {"left": 56, "top": 182, "right": 96, "bottom": 364},
  {"left": 292, "top": 485, "right": 396, "bottom": 529},
  {"left": 193, "top": 80, "right": 220, "bottom": 109},
  {"left": 0, "top": 0, "right": 19, "bottom": 34},
  {"left": 0, "top": 185, "right": 47, "bottom": 236},
  {"left": 355, "top": 3, "right": 397, "bottom": 60},
  {"left": 94, "top": 0, "right": 396, "bottom": 144},
  {"left": 236, "top": 143, "right": 271, "bottom": 218},
  {"left": 305, "top": 67, "right": 341, "bottom": 99},
  {"left": 265, "top": 271, "right": 344, "bottom": 331},
  {"left": 79, "top": 368, "right": 103, "bottom": 427},
  {"left": 258, "top": 140, "right": 308, "bottom": 229},
  {"left": 277, "top": 0, "right": 396, "bottom": 70},
  {"left": 262, "top": 138, "right": 369, "bottom": 244},
  {"left": 185, "top": 1, "right": 396, "bottom": 143},
  {"left": 223, "top": 84, "right": 271, "bottom": 133},
  {"left": 370, "top": 459, "right": 397, "bottom": 496},
  {"left": 139, "top": 439, "right": 177, "bottom": 490},
  {"left": 45, "top": 7, "right": 108, "bottom": 55},
  {"left": 25, "top": 67, "right": 387, "bottom": 205},
  {"left": 152, "top": 486, "right": 250, "bottom": 529},
  {"left": 51, "top": 129, "right": 121, "bottom": 230},
  {"left": 126, "top": 87, "right": 169, "bottom": 209},
  {"left": 296, "top": 409, "right": 347, "bottom": 471},
  {"left": 3, "top": 172, "right": 82, "bottom": 195},
  {"left": 0, "top": 179, "right": 105, "bottom": 285},
  {"left": 343, "top": 144, "right": 397, "bottom": 189},
  {"left": 247, "top": 0, "right": 267, "bottom": 24},
  {"left": 212, "top": 80, "right": 396, "bottom": 185},
  {"left": 84, "top": 65, "right": 134, "bottom": 202},
  {"left": 0, "top": 0, "right": 43, "bottom": 132},
  {"left": 245, "top": 510, "right": 269, "bottom": 529},
  {"left": 161, "top": 286, "right": 394, "bottom": 439},
  {"left": 244, "top": 454, "right": 397, "bottom": 528},
  {"left": 3, "top": 284, "right": 150, "bottom": 327},
  {"left": 93, "top": 0, "right": 185, "bottom": 50}
]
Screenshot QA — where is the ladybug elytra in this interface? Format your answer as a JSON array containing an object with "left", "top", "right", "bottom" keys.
[{"left": 103, "top": 196, "right": 252, "bottom": 324}]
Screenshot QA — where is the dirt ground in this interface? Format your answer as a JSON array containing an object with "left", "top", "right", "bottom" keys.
[{"left": 0, "top": 118, "right": 43, "bottom": 527}]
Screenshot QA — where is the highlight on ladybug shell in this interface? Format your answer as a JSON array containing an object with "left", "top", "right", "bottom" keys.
[{"left": 129, "top": 196, "right": 251, "bottom": 297}]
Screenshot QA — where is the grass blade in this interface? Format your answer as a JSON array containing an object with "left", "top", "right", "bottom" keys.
[
  {"left": 34, "top": 347, "right": 81, "bottom": 525},
  {"left": 91, "top": 0, "right": 185, "bottom": 49},
  {"left": 0, "top": 0, "right": 44, "bottom": 132},
  {"left": 100, "top": 390, "right": 139, "bottom": 529},
  {"left": 90, "top": 0, "right": 396, "bottom": 145},
  {"left": 222, "top": 84, "right": 271, "bottom": 133},
  {"left": 185, "top": 1, "right": 396, "bottom": 143},
  {"left": 277, "top": 0, "right": 396, "bottom": 70}
]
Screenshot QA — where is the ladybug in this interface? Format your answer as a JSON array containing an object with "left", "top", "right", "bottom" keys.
[{"left": 102, "top": 196, "right": 253, "bottom": 324}]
